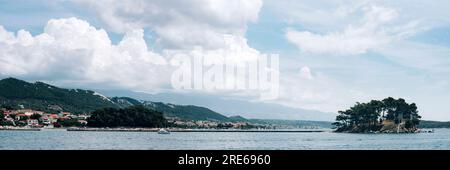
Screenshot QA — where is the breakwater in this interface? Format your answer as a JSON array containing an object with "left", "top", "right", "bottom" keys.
[
  {"left": 0, "top": 128, "right": 41, "bottom": 131},
  {"left": 66, "top": 128, "right": 325, "bottom": 133}
]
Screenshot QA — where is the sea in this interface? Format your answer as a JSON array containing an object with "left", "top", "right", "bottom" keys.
[{"left": 1, "top": 128, "right": 449, "bottom": 150}]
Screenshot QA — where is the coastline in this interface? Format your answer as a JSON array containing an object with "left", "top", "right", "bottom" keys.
[
  {"left": 1, "top": 127, "right": 437, "bottom": 133},
  {"left": 334, "top": 128, "right": 435, "bottom": 134},
  {"left": 66, "top": 127, "right": 327, "bottom": 133},
  {"left": 0, "top": 127, "right": 41, "bottom": 131},
  {"left": 1, "top": 127, "right": 326, "bottom": 133}
]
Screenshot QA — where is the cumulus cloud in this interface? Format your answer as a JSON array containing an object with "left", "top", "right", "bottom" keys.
[
  {"left": 1, "top": 0, "right": 267, "bottom": 97},
  {"left": 0, "top": 17, "right": 169, "bottom": 90},
  {"left": 66, "top": 0, "right": 275, "bottom": 99},
  {"left": 74, "top": 0, "right": 263, "bottom": 50},
  {"left": 277, "top": 70, "right": 343, "bottom": 112},
  {"left": 285, "top": 5, "right": 422, "bottom": 55}
]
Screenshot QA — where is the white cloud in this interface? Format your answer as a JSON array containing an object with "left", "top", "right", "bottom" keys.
[
  {"left": 378, "top": 41, "right": 450, "bottom": 72},
  {"left": 0, "top": 17, "right": 169, "bottom": 90},
  {"left": 285, "top": 5, "right": 423, "bottom": 55},
  {"left": 1, "top": 1, "right": 267, "bottom": 96},
  {"left": 266, "top": 0, "right": 370, "bottom": 31},
  {"left": 67, "top": 0, "right": 275, "bottom": 98},
  {"left": 73, "top": 0, "right": 263, "bottom": 50},
  {"left": 0, "top": 0, "right": 268, "bottom": 97},
  {"left": 277, "top": 70, "right": 344, "bottom": 112},
  {"left": 299, "top": 66, "right": 313, "bottom": 80}
]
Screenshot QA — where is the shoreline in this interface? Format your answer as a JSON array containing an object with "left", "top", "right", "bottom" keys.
[
  {"left": 66, "top": 128, "right": 327, "bottom": 133},
  {"left": 1, "top": 127, "right": 438, "bottom": 133},
  {"left": 0, "top": 128, "right": 41, "bottom": 131},
  {"left": 0, "top": 127, "right": 328, "bottom": 133},
  {"left": 334, "top": 128, "right": 435, "bottom": 134}
]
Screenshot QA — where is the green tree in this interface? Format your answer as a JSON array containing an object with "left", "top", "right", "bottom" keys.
[
  {"left": 19, "top": 116, "right": 29, "bottom": 121},
  {"left": 57, "top": 118, "right": 80, "bottom": 127},
  {"left": 382, "top": 97, "right": 397, "bottom": 120},
  {"left": 1, "top": 105, "right": 14, "bottom": 110},
  {"left": 0, "top": 112, "right": 14, "bottom": 126},
  {"left": 0, "top": 111, "right": 5, "bottom": 124},
  {"left": 30, "top": 113, "right": 42, "bottom": 120},
  {"left": 9, "top": 114, "right": 16, "bottom": 120},
  {"left": 87, "top": 105, "right": 167, "bottom": 128},
  {"left": 333, "top": 97, "right": 421, "bottom": 133}
]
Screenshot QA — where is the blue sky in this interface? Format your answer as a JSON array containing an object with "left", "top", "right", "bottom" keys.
[{"left": 1, "top": 0, "right": 450, "bottom": 121}]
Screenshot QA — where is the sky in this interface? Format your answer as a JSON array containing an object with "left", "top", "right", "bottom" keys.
[{"left": 1, "top": 0, "right": 450, "bottom": 121}]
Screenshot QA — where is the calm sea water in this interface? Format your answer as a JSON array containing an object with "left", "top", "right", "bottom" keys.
[{"left": 1, "top": 128, "right": 450, "bottom": 150}]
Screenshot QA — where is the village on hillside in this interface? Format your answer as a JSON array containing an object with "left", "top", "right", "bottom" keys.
[
  {"left": 0, "top": 108, "right": 89, "bottom": 128},
  {"left": 0, "top": 107, "right": 273, "bottom": 130}
]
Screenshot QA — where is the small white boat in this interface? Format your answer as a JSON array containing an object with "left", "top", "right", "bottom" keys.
[{"left": 158, "top": 128, "right": 170, "bottom": 134}]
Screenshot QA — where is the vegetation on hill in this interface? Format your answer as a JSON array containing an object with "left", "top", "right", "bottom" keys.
[
  {"left": 418, "top": 120, "right": 450, "bottom": 128},
  {"left": 87, "top": 105, "right": 167, "bottom": 128},
  {"left": 0, "top": 78, "right": 233, "bottom": 122},
  {"left": 110, "top": 97, "right": 142, "bottom": 107},
  {"left": 1, "top": 77, "right": 342, "bottom": 126},
  {"left": 249, "top": 119, "right": 333, "bottom": 129},
  {"left": 142, "top": 101, "right": 231, "bottom": 121},
  {"left": 110, "top": 97, "right": 232, "bottom": 121},
  {"left": 228, "top": 115, "right": 248, "bottom": 122},
  {"left": 0, "top": 110, "right": 5, "bottom": 125},
  {"left": 0, "top": 78, "right": 116, "bottom": 114},
  {"left": 333, "top": 97, "right": 421, "bottom": 133}
]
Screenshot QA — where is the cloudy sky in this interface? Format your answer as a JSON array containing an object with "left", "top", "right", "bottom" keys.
[{"left": 1, "top": 0, "right": 450, "bottom": 121}]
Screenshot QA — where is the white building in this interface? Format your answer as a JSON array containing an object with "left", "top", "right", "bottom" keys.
[{"left": 27, "top": 119, "right": 39, "bottom": 126}]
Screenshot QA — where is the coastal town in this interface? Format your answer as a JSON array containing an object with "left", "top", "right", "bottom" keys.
[
  {"left": 0, "top": 77, "right": 326, "bottom": 131},
  {"left": 0, "top": 107, "right": 273, "bottom": 130},
  {"left": 167, "top": 117, "right": 265, "bottom": 129},
  {"left": 0, "top": 108, "right": 89, "bottom": 128}
]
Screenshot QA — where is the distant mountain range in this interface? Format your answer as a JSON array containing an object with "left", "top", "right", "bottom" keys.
[
  {"left": 110, "top": 97, "right": 230, "bottom": 121},
  {"left": 0, "top": 77, "right": 335, "bottom": 128},
  {"left": 0, "top": 78, "right": 117, "bottom": 113},
  {"left": 0, "top": 78, "right": 231, "bottom": 122},
  {"left": 97, "top": 89, "right": 337, "bottom": 121},
  {"left": 3, "top": 77, "right": 448, "bottom": 129},
  {"left": 418, "top": 120, "right": 450, "bottom": 128}
]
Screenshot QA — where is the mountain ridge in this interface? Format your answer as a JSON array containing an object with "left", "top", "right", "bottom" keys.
[
  {"left": 0, "top": 77, "right": 231, "bottom": 121},
  {"left": 97, "top": 89, "right": 336, "bottom": 121},
  {"left": 0, "top": 77, "right": 117, "bottom": 114},
  {"left": 0, "top": 77, "right": 336, "bottom": 124}
]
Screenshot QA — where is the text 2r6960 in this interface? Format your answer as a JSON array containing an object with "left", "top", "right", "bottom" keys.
[{"left": 222, "top": 155, "right": 270, "bottom": 165}]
